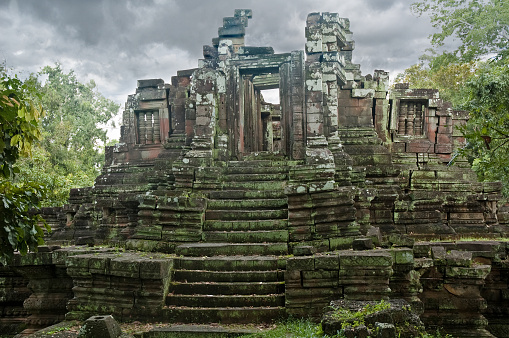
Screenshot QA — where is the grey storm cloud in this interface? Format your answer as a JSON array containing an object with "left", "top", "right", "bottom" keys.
[{"left": 1, "top": 0, "right": 436, "bottom": 136}]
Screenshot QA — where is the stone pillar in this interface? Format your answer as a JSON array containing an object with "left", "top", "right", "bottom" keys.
[{"left": 185, "top": 67, "right": 220, "bottom": 164}]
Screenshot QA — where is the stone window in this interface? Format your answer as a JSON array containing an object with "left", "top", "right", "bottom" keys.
[
  {"left": 136, "top": 110, "right": 161, "bottom": 144},
  {"left": 397, "top": 100, "right": 425, "bottom": 136}
]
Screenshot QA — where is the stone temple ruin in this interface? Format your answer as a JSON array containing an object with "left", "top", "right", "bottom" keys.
[{"left": 2, "top": 9, "right": 509, "bottom": 337}]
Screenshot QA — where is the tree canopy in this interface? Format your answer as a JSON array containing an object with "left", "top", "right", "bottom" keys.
[
  {"left": 456, "top": 59, "right": 509, "bottom": 195},
  {"left": 411, "top": 0, "right": 509, "bottom": 61},
  {"left": 0, "top": 67, "right": 48, "bottom": 265},
  {"left": 15, "top": 64, "right": 120, "bottom": 206}
]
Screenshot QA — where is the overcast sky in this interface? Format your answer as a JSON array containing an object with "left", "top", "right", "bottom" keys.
[{"left": 1, "top": 0, "right": 436, "bottom": 138}]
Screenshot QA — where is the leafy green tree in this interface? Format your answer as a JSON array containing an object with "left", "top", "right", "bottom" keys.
[
  {"left": 38, "top": 64, "right": 119, "bottom": 178},
  {"left": 411, "top": 0, "right": 509, "bottom": 61},
  {"left": 0, "top": 67, "right": 48, "bottom": 265},
  {"left": 456, "top": 59, "right": 509, "bottom": 195},
  {"left": 14, "top": 64, "right": 120, "bottom": 206}
]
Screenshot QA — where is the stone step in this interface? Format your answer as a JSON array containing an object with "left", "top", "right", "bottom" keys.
[
  {"left": 166, "top": 294, "right": 284, "bottom": 308},
  {"left": 140, "top": 324, "right": 261, "bottom": 337},
  {"left": 225, "top": 166, "right": 288, "bottom": 175},
  {"left": 162, "top": 306, "right": 286, "bottom": 324},
  {"left": 168, "top": 281, "right": 285, "bottom": 295},
  {"left": 172, "top": 270, "right": 284, "bottom": 283},
  {"left": 203, "top": 219, "right": 288, "bottom": 231},
  {"left": 223, "top": 173, "right": 288, "bottom": 182},
  {"left": 202, "top": 230, "right": 289, "bottom": 243},
  {"left": 221, "top": 180, "right": 287, "bottom": 190},
  {"left": 176, "top": 243, "right": 288, "bottom": 256},
  {"left": 176, "top": 256, "right": 285, "bottom": 271},
  {"left": 207, "top": 198, "right": 287, "bottom": 210},
  {"left": 227, "top": 160, "right": 278, "bottom": 168},
  {"left": 208, "top": 190, "right": 286, "bottom": 200},
  {"left": 205, "top": 209, "right": 288, "bottom": 220}
]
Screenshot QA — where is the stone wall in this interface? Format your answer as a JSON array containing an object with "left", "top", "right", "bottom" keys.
[
  {"left": 285, "top": 241, "right": 509, "bottom": 337},
  {"left": 2, "top": 241, "right": 508, "bottom": 336}
]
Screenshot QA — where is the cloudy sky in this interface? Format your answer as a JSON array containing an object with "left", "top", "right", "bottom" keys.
[{"left": 1, "top": 0, "right": 436, "bottom": 138}]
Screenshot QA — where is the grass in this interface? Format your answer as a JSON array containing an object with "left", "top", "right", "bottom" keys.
[
  {"left": 236, "top": 315, "right": 452, "bottom": 338},
  {"left": 238, "top": 318, "right": 323, "bottom": 338}
]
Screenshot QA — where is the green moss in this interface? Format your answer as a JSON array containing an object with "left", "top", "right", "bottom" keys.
[{"left": 329, "top": 300, "right": 391, "bottom": 330}]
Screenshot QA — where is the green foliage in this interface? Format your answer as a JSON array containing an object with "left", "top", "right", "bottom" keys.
[
  {"left": 329, "top": 300, "right": 391, "bottom": 330},
  {"left": 17, "top": 64, "right": 120, "bottom": 206},
  {"left": 0, "top": 67, "right": 43, "bottom": 177},
  {"left": 14, "top": 146, "right": 94, "bottom": 207},
  {"left": 456, "top": 59, "right": 509, "bottom": 195},
  {"left": 0, "top": 179, "right": 49, "bottom": 265},
  {"left": 411, "top": 0, "right": 509, "bottom": 61},
  {"left": 0, "top": 67, "right": 48, "bottom": 265},
  {"left": 240, "top": 318, "right": 324, "bottom": 338}
]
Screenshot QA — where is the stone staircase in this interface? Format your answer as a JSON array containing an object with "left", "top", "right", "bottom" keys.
[{"left": 164, "top": 159, "right": 291, "bottom": 323}]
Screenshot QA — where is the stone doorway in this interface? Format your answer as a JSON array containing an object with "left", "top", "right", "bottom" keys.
[{"left": 240, "top": 73, "right": 281, "bottom": 155}]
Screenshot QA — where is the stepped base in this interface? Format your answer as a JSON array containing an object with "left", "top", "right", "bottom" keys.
[
  {"left": 162, "top": 306, "right": 287, "bottom": 324},
  {"left": 169, "top": 281, "right": 285, "bottom": 295},
  {"left": 166, "top": 294, "right": 284, "bottom": 307},
  {"left": 176, "top": 243, "right": 288, "bottom": 256},
  {"left": 140, "top": 324, "right": 261, "bottom": 337}
]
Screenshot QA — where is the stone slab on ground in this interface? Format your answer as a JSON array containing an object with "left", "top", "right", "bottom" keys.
[{"left": 134, "top": 324, "right": 262, "bottom": 337}]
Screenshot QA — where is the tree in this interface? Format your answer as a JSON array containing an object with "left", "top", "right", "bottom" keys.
[
  {"left": 14, "top": 64, "right": 120, "bottom": 206},
  {"left": 0, "top": 69, "right": 42, "bottom": 177},
  {"left": 411, "top": 0, "right": 509, "bottom": 61},
  {"left": 38, "top": 64, "right": 119, "bottom": 177},
  {"left": 456, "top": 59, "right": 509, "bottom": 195},
  {"left": 0, "top": 67, "right": 48, "bottom": 265}
]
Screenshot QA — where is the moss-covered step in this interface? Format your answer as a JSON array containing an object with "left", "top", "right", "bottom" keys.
[
  {"left": 207, "top": 198, "right": 287, "bottom": 210},
  {"left": 172, "top": 270, "right": 284, "bottom": 283},
  {"left": 226, "top": 165, "right": 288, "bottom": 175},
  {"left": 168, "top": 281, "right": 285, "bottom": 295},
  {"left": 175, "top": 255, "right": 286, "bottom": 271},
  {"left": 162, "top": 306, "right": 287, "bottom": 324},
  {"left": 223, "top": 173, "right": 288, "bottom": 182},
  {"left": 139, "top": 324, "right": 261, "bottom": 337},
  {"left": 205, "top": 209, "right": 288, "bottom": 220},
  {"left": 203, "top": 219, "right": 288, "bottom": 231},
  {"left": 202, "top": 230, "right": 289, "bottom": 243},
  {"left": 166, "top": 294, "right": 284, "bottom": 307},
  {"left": 208, "top": 190, "right": 286, "bottom": 200},
  {"left": 226, "top": 160, "right": 279, "bottom": 168},
  {"left": 175, "top": 242, "right": 288, "bottom": 256},
  {"left": 221, "top": 180, "right": 287, "bottom": 190}
]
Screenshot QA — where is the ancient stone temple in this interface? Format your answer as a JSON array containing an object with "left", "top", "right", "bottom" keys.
[{"left": 2, "top": 10, "right": 509, "bottom": 337}]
